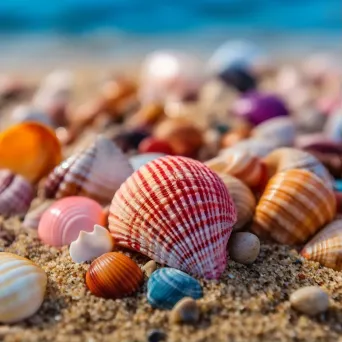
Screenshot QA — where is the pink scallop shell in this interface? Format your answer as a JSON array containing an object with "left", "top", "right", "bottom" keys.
[
  {"left": 108, "top": 155, "right": 237, "bottom": 279},
  {"left": 38, "top": 196, "right": 104, "bottom": 247}
]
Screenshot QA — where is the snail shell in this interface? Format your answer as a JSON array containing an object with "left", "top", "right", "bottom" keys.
[
  {"left": 109, "top": 155, "right": 237, "bottom": 279},
  {"left": 0, "top": 253, "right": 47, "bottom": 323},
  {"left": 253, "top": 169, "right": 336, "bottom": 244}
]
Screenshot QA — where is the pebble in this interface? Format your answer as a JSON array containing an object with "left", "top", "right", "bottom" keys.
[
  {"left": 147, "top": 329, "right": 166, "bottom": 342},
  {"left": 228, "top": 232, "right": 260, "bottom": 264},
  {"left": 290, "top": 286, "right": 329, "bottom": 315},
  {"left": 169, "top": 297, "right": 200, "bottom": 324},
  {"left": 142, "top": 260, "right": 157, "bottom": 277}
]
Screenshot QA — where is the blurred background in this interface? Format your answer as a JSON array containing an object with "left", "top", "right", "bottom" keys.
[{"left": 0, "top": 0, "right": 341, "bottom": 70}]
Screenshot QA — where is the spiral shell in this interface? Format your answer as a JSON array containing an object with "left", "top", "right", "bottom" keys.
[
  {"left": 253, "top": 169, "right": 336, "bottom": 244},
  {"left": 86, "top": 252, "right": 143, "bottom": 299},
  {"left": 301, "top": 219, "right": 342, "bottom": 270},
  {"left": 43, "top": 136, "right": 133, "bottom": 205},
  {"left": 217, "top": 174, "right": 256, "bottom": 230},
  {"left": 0, "top": 170, "right": 34, "bottom": 216},
  {"left": 109, "top": 155, "right": 237, "bottom": 279},
  {"left": 0, "top": 253, "right": 47, "bottom": 323}
]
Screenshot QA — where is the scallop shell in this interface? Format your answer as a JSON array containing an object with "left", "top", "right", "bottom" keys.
[
  {"left": 147, "top": 268, "right": 202, "bottom": 309},
  {"left": 109, "top": 155, "right": 237, "bottom": 279},
  {"left": 43, "top": 135, "right": 133, "bottom": 205},
  {"left": 0, "top": 170, "right": 34, "bottom": 216},
  {"left": 129, "top": 153, "right": 166, "bottom": 171},
  {"left": 23, "top": 199, "right": 55, "bottom": 230},
  {"left": 0, "top": 122, "right": 62, "bottom": 183},
  {"left": 38, "top": 196, "right": 105, "bottom": 247},
  {"left": 301, "top": 219, "right": 342, "bottom": 270},
  {"left": 253, "top": 169, "right": 336, "bottom": 244},
  {"left": 86, "top": 252, "right": 143, "bottom": 299},
  {"left": 0, "top": 252, "right": 47, "bottom": 323},
  {"left": 217, "top": 174, "right": 256, "bottom": 230}
]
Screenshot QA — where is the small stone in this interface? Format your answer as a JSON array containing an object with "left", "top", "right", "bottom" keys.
[
  {"left": 228, "top": 232, "right": 260, "bottom": 264},
  {"left": 290, "top": 286, "right": 329, "bottom": 315},
  {"left": 147, "top": 329, "right": 166, "bottom": 342},
  {"left": 142, "top": 260, "right": 157, "bottom": 277},
  {"left": 169, "top": 297, "right": 200, "bottom": 324}
]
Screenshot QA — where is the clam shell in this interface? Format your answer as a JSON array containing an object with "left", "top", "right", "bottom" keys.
[
  {"left": 253, "top": 169, "right": 336, "bottom": 244},
  {"left": 23, "top": 199, "right": 55, "bottom": 230},
  {"left": 0, "top": 170, "right": 34, "bottom": 216},
  {"left": 129, "top": 153, "right": 166, "bottom": 171},
  {"left": 147, "top": 268, "right": 202, "bottom": 309},
  {"left": 0, "top": 122, "right": 62, "bottom": 183},
  {"left": 86, "top": 252, "right": 143, "bottom": 299},
  {"left": 0, "top": 252, "right": 47, "bottom": 323},
  {"left": 109, "top": 155, "right": 237, "bottom": 279},
  {"left": 43, "top": 136, "right": 133, "bottom": 205},
  {"left": 301, "top": 219, "right": 342, "bottom": 270},
  {"left": 38, "top": 196, "right": 105, "bottom": 247},
  {"left": 217, "top": 174, "right": 256, "bottom": 230}
]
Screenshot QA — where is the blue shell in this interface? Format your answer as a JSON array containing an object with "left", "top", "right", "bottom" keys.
[
  {"left": 334, "top": 180, "right": 342, "bottom": 192},
  {"left": 147, "top": 268, "right": 203, "bottom": 309}
]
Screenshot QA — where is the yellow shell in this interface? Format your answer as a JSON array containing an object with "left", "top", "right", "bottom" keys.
[
  {"left": 0, "top": 252, "right": 47, "bottom": 323},
  {"left": 217, "top": 174, "right": 256, "bottom": 230},
  {"left": 301, "top": 219, "right": 342, "bottom": 270},
  {"left": 253, "top": 169, "right": 336, "bottom": 244},
  {"left": 0, "top": 123, "right": 62, "bottom": 183}
]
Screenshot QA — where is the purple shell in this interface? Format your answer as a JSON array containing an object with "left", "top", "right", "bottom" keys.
[{"left": 233, "top": 91, "right": 289, "bottom": 126}]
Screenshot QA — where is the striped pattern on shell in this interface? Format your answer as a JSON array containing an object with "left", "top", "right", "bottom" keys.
[
  {"left": 253, "top": 169, "right": 336, "bottom": 244},
  {"left": 301, "top": 219, "right": 342, "bottom": 270},
  {"left": 0, "top": 170, "right": 34, "bottom": 216},
  {"left": 43, "top": 136, "right": 133, "bottom": 205},
  {"left": 109, "top": 155, "right": 237, "bottom": 279}
]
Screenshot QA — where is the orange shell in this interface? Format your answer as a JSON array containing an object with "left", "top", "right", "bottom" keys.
[
  {"left": 0, "top": 123, "right": 62, "bottom": 183},
  {"left": 253, "top": 169, "right": 336, "bottom": 244},
  {"left": 86, "top": 252, "right": 143, "bottom": 299}
]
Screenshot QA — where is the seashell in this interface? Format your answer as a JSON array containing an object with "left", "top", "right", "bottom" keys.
[
  {"left": 11, "top": 105, "right": 54, "bottom": 128},
  {"left": 109, "top": 155, "right": 237, "bottom": 279},
  {"left": 301, "top": 219, "right": 342, "bottom": 270},
  {"left": 38, "top": 196, "right": 105, "bottom": 247},
  {"left": 142, "top": 260, "right": 157, "bottom": 278},
  {"left": 220, "top": 125, "right": 251, "bottom": 149},
  {"left": 0, "top": 169, "right": 34, "bottom": 216},
  {"left": 206, "top": 151, "right": 268, "bottom": 190},
  {"left": 0, "top": 122, "right": 62, "bottom": 183},
  {"left": 23, "top": 199, "right": 55, "bottom": 230},
  {"left": 153, "top": 118, "right": 204, "bottom": 157},
  {"left": 251, "top": 116, "right": 296, "bottom": 147},
  {"left": 138, "top": 137, "right": 174, "bottom": 155},
  {"left": 217, "top": 174, "right": 256, "bottom": 230},
  {"left": 69, "top": 224, "right": 114, "bottom": 263},
  {"left": 228, "top": 232, "right": 260, "bottom": 264},
  {"left": 169, "top": 297, "right": 200, "bottom": 324},
  {"left": 43, "top": 135, "right": 133, "bottom": 205},
  {"left": 129, "top": 153, "right": 166, "bottom": 171},
  {"left": 0, "top": 252, "right": 47, "bottom": 323},
  {"left": 147, "top": 268, "right": 202, "bottom": 309},
  {"left": 86, "top": 252, "right": 143, "bottom": 299},
  {"left": 263, "top": 147, "right": 333, "bottom": 186},
  {"left": 290, "top": 286, "right": 329, "bottom": 316},
  {"left": 253, "top": 169, "right": 336, "bottom": 244}
]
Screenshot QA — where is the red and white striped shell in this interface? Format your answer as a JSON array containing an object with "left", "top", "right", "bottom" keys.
[
  {"left": 43, "top": 136, "right": 133, "bottom": 205},
  {"left": 108, "top": 156, "right": 237, "bottom": 279}
]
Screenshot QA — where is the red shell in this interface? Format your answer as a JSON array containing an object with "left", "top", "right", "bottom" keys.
[{"left": 138, "top": 137, "right": 174, "bottom": 155}]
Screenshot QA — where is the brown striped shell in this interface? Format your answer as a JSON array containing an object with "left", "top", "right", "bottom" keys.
[
  {"left": 301, "top": 219, "right": 342, "bottom": 270},
  {"left": 253, "top": 169, "right": 336, "bottom": 244}
]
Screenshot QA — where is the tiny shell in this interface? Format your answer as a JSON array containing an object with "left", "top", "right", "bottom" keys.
[
  {"left": 142, "top": 260, "right": 157, "bottom": 277},
  {"left": 169, "top": 297, "right": 200, "bottom": 324},
  {"left": 38, "top": 196, "right": 105, "bottom": 247},
  {"left": 43, "top": 135, "right": 133, "bottom": 205},
  {"left": 129, "top": 153, "right": 166, "bottom": 171},
  {"left": 301, "top": 219, "right": 342, "bottom": 270},
  {"left": 86, "top": 252, "right": 143, "bottom": 299},
  {"left": 0, "top": 170, "right": 34, "bottom": 216},
  {"left": 23, "top": 199, "right": 55, "bottom": 230},
  {"left": 253, "top": 169, "right": 336, "bottom": 244},
  {"left": 69, "top": 225, "right": 114, "bottom": 263},
  {"left": 0, "top": 252, "right": 47, "bottom": 323},
  {"left": 147, "top": 268, "right": 202, "bottom": 309},
  {"left": 138, "top": 137, "right": 174, "bottom": 155},
  {"left": 228, "top": 232, "right": 260, "bottom": 264}
]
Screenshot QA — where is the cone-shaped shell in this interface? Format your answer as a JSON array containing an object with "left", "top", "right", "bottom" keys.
[
  {"left": 301, "top": 219, "right": 342, "bottom": 270},
  {"left": 109, "top": 155, "right": 237, "bottom": 279},
  {"left": 0, "top": 253, "right": 47, "bottom": 323},
  {"left": 0, "top": 122, "right": 62, "bottom": 183},
  {"left": 217, "top": 174, "right": 256, "bottom": 230},
  {"left": 86, "top": 252, "right": 143, "bottom": 299},
  {"left": 43, "top": 136, "right": 133, "bottom": 205},
  {"left": 253, "top": 169, "right": 336, "bottom": 244}
]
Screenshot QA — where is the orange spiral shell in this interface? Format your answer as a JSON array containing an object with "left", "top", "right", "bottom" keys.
[{"left": 86, "top": 252, "right": 143, "bottom": 299}]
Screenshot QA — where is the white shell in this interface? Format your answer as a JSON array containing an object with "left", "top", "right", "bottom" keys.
[
  {"left": 69, "top": 225, "right": 114, "bottom": 263},
  {"left": 0, "top": 253, "right": 47, "bottom": 323}
]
